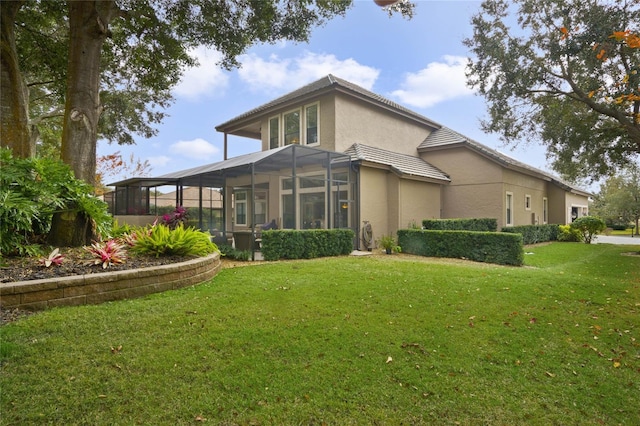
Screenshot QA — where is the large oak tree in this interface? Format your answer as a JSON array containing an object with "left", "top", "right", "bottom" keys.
[{"left": 464, "top": 0, "right": 640, "bottom": 181}]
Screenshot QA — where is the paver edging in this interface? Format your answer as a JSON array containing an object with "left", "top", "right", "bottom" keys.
[{"left": 0, "top": 252, "right": 221, "bottom": 311}]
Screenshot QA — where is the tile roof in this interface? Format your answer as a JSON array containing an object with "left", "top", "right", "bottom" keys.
[
  {"left": 419, "top": 127, "right": 592, "bottom": 196},
  {"left": 215, "top": 74, "right": 441, "bottom": 131},
  {"left": 344, "top": 143, "right": 450, "bottom": 182}
]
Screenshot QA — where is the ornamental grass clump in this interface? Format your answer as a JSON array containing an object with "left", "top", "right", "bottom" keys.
[
  {"left": 129, "top": 224, "right": 217, "bottom": 257},
  {"left": 84, "top": 239, "right": 127, "bottom": 268}
]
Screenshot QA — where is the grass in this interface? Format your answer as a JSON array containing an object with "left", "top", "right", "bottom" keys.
[{"left": 1, "top": 242, "right": 639, "bottom": 425}]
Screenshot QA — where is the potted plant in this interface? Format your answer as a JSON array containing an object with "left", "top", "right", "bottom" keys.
[{"left": 378, "top": 234, "right": 401, "bottom": 254}]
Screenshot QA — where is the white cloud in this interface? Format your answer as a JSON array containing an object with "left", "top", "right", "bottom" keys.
[
  {"left": 174, "top": 47, "right": 230, "bottom": 101},
  {"left": 238, "top": 51, "right": 379, "bottom": 93},
  {"left": 169, "top": 138, "right": 220, "bottom": 160},
  {"left": 390, "top": 55, "right": 475, "bottom": 108},
  {"left": 147, "top": 155, "right": 171, "bottom": 168}
]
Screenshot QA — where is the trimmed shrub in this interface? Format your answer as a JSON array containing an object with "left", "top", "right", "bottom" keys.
[
  {"left": 218, "top": 244, "right": 251, "bottom": 261},
  {"left": 398, "top": 229, "right": 524, "bottom": 266},
  {"left": 261, "top": 229, "right": 355, "bottom": 261},
  {"left": 557, "top": 225, "right": 581, "bottom": 242},
  {"left": 422, "top": 218, "right": 498, "bottom": 232},
  {"left": 570, "top": 216, "right": 606, "bottom": 244},
  {"left": 501, "top": 224, "right": 559, "bottom": 245}
]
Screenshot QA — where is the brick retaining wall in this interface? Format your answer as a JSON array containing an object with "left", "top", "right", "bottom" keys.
[{"left": 0, "top": 253, "right": 221, "bottom": 311}]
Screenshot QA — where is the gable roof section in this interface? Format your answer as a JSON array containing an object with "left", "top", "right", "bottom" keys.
[
  {"left": 345, "top": 143, "right": 450, "bottom": 183},
  {"left": 215, "top": 74, "right": 441, "bottom": 137},
  {"left": 419, "top": 127, "right": 592, "bottom": 196}
]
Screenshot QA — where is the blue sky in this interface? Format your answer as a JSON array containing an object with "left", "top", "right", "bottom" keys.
[{"left": 99, "top": 0, "right": 556, "bottom": 186}]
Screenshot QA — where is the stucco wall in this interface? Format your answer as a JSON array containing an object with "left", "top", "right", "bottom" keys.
[
  {"left": 359, "top": 166, "right": 442, "bottom": 246},
  {"left": 359, "top": 166, "right": 390, "bottom": 245},
  {"left": 424, "top": 148, "right": 506, "bottom": 226},
  {"left": 397, "top": 178, "right": 441, "bottom": 229},
  {"left": 333, "top": 93, "right": 431, "bottom": 156},
  {"left": 502, "top": 169, "right": 548, "bottom": 227}
]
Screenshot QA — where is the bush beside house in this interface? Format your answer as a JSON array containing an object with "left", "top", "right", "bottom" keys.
[
  {"left": 422, "top": 218, "right": 498, "bottom": 232},
  {"left": 398, "top": 229, "right": 524, "bottom": 266},
  {"left": 261, "top": 229, "right": 354, "bottom": 261},
  {"left": 501, "top": 224, "right": 559, "bottom": 245}
]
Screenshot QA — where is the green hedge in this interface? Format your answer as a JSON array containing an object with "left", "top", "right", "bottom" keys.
[
  {"left": 261, "top": 229, "right": 355, "bottom": 261},
  {"left": 422, "top": 218, "right": 498, "bottom": 232},
  {"left": 398, "top": 229, "right": 524, "bottom": 266},
  {"left": 501, "top": 224, "right": 559, "bottom": 245}
]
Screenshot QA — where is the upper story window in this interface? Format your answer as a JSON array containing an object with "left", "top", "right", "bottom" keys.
[
  {"left": 284, "top": 110, "right": 300, "bottom": 145},
  {"left": 269, "top": 103, "right": 319, "bottom": 148},
  {"left": 306, "top": 104, "right": 318, "bottom": 144},
  {"left": 525, "top": 194, "right": 531, "bottom": 210},
  {"left": 269, "top": 117, "right": 279, "bottom": 149},
  {"left": 543, "top": 197, "right": 548, "bottom": 224}
]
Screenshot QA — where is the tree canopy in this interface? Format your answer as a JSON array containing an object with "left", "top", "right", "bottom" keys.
[
  {"left": 464, "top": 0, "right": 640, "bottom": 181},
  {"left": 591, "top": 162, "right": 640, "bottom": 234}
]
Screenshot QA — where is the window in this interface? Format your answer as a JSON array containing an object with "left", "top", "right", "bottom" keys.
[
  {"left": 506, "top": 192, "right": 513, "bottom": 226},
  {"left": 269, "top": 117, "right": 279, "bottom": 149},
  {"left": 525, "top": 194, "right": 531, "bottom": 210},
  {"left": 284, "top": 110, "right": 300, "bottom": 145},
  {"left": 305, "top": 104, "right": 318, "bottom": 144},
  {"left": 269, "top": 104, "right": 319, "bottom": 148},
  {"left": 254, "top": 191, "right": 267, "bottom": 225},
  {"left": 280, "top": 171, "right": 351, "bottom": 230},
  {"left": 235, "top": 191, "right": 247, "bottom": 226},
  {"left": 543, "top": 197, "right": 548, "bottom": 224}
]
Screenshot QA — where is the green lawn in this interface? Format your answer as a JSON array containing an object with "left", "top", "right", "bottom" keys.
[{"left": 1, "top": 242, "right": 639, "bottom": 425}]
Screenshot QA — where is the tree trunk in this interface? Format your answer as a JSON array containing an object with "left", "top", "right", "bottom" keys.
[
  {"left": 61, "top": 0, "right": 118, "bottom": 187},
  {"left": 49, "top": 1, "right": 119, "bottom": 247},
  {"left": 0, "top": 1, "right": 33, "bottom": 158}
]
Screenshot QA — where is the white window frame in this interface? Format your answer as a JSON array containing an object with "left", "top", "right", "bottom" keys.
[
  {"left": 269, "top": 103, "right": 320, "bottom": 148},
  {"left": 283, "top": 108, "right": 301, "bottom": 146},
  {"left": 305, "top": 103, "right": 320, "bottom": 146},
  {"left": 506, "top": 192, "right": 514, "bottom": 227},
  {"left": 542, "top": 197, "right": 548, "bottom": 224}
]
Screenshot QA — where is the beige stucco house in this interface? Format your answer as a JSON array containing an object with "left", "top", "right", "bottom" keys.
[{"left": 110, "top": 75, "right": 590, "bottom": 251}]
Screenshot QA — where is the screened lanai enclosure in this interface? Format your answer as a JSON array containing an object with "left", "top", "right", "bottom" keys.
[{"left": 107, "top": 145, "right": 358, "bottom": 259}]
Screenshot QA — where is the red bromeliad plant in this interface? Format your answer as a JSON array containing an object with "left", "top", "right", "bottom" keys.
[
  {"left": 84, "top": 239, "right": 127, "bottom": 269},
  {"left": 162, "top": 206, "right": 188, "bottom": 229},
  {"left": 38, "top": 248, "right": 65, "bottom": 267}
]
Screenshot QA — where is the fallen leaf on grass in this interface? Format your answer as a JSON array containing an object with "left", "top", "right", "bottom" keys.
[
  {"left": 545, "top": 371, "right": 556, "bottom": 378},
  {"left": 386, "top": 356, "right": 393, "bottom": 364},
  {"left": 613, "top": 362, "right": 621, "bottom": 368},
  {"left": 195, "top": 415, "right": 207, "bottom": 422},
  {"left": 110, "top": 345, "right": 122, "bottom": 354}
]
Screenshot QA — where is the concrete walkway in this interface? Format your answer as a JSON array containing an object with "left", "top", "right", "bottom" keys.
[{"left": 593, "top": 234, "right": 640, "bottom": 245}]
